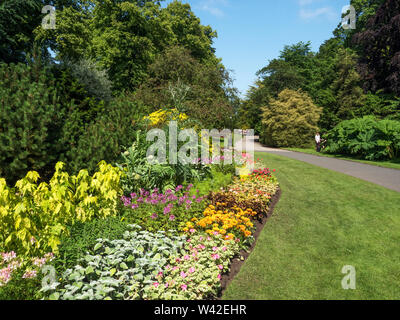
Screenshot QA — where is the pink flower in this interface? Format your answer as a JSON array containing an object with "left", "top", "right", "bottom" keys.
[
  {"left": 169, "top": 215, "right": 175, "bottom": 221},
  {"left": 188, "top": 267, "right": 195, "bottom": 274},
  {"left": 222, "top": 247, "right": 227, "bottom": 252},
  {"left": 212, "top": 247, "right": 218, "bottom": 252},
  {"left": 0, "top": 267, "right": 12, "bottom": 285},
  {"left": 180, "top": 271, "right": 187, "bottom": 279},
  {"left": 211, "top": 254, "right": 220, "bottom": 260},
  {"left": 1, "top": 251, "right": 16, "bottom": 263},
  {"left": 183, "top": 255, "right": 190, "bottom": 261},
  {"left": 217, "top": 274, "right": 221, "bottom": 280},
  {"left": 32, "top": 257, "right": 46, "bottom": 268},
  {"left": 150, "top": 213, "right": 158, "bottom": 220},
  {"left": 22, "top": 270, "right": 37, "bottom": 279},
  {"left": 181, "top": 284, "right": 187, "bottom": 291},
  {"left": 218, "top": 265, "right": 223, "bottom": 270},
  {"left": 153, "top": 282, "right": 159, "bottom": 288},
  {"left": 190, "top": 229, "right": 196, "bottom": 234}
]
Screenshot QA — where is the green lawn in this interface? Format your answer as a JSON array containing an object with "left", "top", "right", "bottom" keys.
[
  {"left": 284, "top": 147, "right": 400, "bottom": 170},
  {"left": 222, "top": 152, "right": 400, "bottom": 300}
]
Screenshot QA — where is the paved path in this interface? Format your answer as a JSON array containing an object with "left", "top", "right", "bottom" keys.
[{"left": 238, "top": 136, "right": 400, "bottom": 193}]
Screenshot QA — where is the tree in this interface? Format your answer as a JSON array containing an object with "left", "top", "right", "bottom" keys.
[
  {"left": 333, "top": 0, "right": 386, "bottom": 48},
  {"left": 239, "top": 81, "right": 270, "bottom": 133},
  {"left": 34, "top": 0, "right": 219, "bottom": 92},
  {"left": 0, "top": 63, "right": 62, "bottom": 183},
  {"left": 256, "top": 42, "right": 315, "bottom": 98},
  {"left": 0, "top": 0, "right": 43, "bottom": 63},
  {"left": 135, "top": 46, "right": 235, "bottom": 129},
  {"left": 353, "top": 0, "right": 400, "bottom": 96},
  {"left": 323, "top": 48, "right": 366, "bottom": 129},
  {"left": 260, "top": 89, "right": 322, "bottom": 148}
]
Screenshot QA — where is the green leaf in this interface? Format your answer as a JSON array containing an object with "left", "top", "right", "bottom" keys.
[
  {"left": 120, "top": 262, "right": 128, "bottom": 270},
  {"left": 110, "top": 268, "right": 117, "bottom": 277}
]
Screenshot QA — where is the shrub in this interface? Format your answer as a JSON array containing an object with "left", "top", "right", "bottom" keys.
[
  {"left": 63, "top": 58, "right": 113, "bottom": 103},
  {"left": 53, "top": 216, "right": 129, "bottom": 274},
  {"left": 261, "top": 89, "right": 322, "bottom": 147},
  {"left": 0, "top": 251, "right": 54, "bottom": 300},
  {"left": 190, "top": 168, "right": 233, "bottom": 197},
  {"left": 324, "top": 116, "right": 400, "bottom": 160},
  {"left": 0, "top": 63, "right": 62, "bottom": 183},
  {"left": 117, "top": 123, "right": 212, "bottom": 194},
  {"left": 0, "top": 161, "right": 123, "bottom": 257},
  {"left": 65, "top": 95, "right": 146, "bottom": 175},
  {"left": 120, "top": 185, "right": 207, "bottom": 232},
  {"left": 45, "top": 225, "right": 187, "bottom": 300},
  {"left": 143, "top": 233, "right": 240, "bottom": 300}
]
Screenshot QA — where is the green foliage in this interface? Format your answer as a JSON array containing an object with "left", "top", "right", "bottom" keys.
[
  {"left": 0, "top": 0, "right": 43, "bottom": 63},
  {"left": 35, "top": 1, "right": 219, "bottom": 92},
  {"left": 0, "top": 161, "right": 123, "bottom": 257},
  {"left": 44, "top": 225, "right": 187, "bottom": 300},
  {"left": 0, "top": 251, "right": 53, "bottom": 300},
  {"left": 0, "top": 267, "right": 43, "bottom": 300},
  {"left": 256, "top": 41, "right": 315, "bottom": 98},
  {"left": 117, "top": 131, "right": 175, "bottom": 194},
  {"left": 238, "top": 82, "right": 269, "bottom": 133},
  {"left": 324, "top": 116, "right": 400, "bottom": 160},
  {"left": 117, "top": 128, "right": 211, "bottom": 195},
  {"left": 261, "top": 89, "right": 322, "bottom": 147},
  {"left": 191, "top": 169, "right": 233, "bottom": 197},
  {"left": 62, "top": 58, "right": 113, "bottom": 103},
  {"left": 0, "top": 63, "right": 63, "bottom": 183},
  {"left": 64, "top": 95, "right": 146, "bottom": 175},
  {"left": 54, "top": 216, "right": 129, "bottom": 274},
  {"left": 135, "top": 45, "right": 236, "bottom": 129}
]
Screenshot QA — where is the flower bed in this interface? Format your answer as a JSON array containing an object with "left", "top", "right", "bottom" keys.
[{"left": 0, "top": 161, "right": 279, "bottom": 300}]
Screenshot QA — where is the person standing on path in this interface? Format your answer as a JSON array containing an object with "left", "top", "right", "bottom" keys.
[{"left": 315, "top": 132, "right": 321, "bottom": 152}]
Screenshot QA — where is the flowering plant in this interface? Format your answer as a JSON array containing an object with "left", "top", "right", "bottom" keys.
[
  {"left": 194, "top": 204, "right": 257, "bottom": 242},
  {"left": 121, "top": 185, "right": 207, "bottom": 232},
  {"left": 142, "top": 233, "right": 239, "bottom": 300},
  {"left": 143, "top": 108, "right": 188, "bottom": 127},
  {"left": 0, "top": 251, "right": 54, "bottom": 287}
]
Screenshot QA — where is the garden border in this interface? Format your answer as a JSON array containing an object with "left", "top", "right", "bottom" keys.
[{"left": 218, "top": 187, "right": 282, "bottom": 298}]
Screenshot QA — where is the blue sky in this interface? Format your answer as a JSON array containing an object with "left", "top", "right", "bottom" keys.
[{"left": 164, "top": 0, "right": 350, "bottom": 97}]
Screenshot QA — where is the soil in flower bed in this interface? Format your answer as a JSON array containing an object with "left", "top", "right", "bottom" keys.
[{"left": 217, "top": 187, "right": 282, "bottom": 299}]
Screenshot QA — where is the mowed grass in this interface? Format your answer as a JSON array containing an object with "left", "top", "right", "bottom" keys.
[
  {"left": 222, "top": 152, "right": 400, "bottom": 300},
  {"left": 284, "top": 147, "right": 400, "bottom": 170}
]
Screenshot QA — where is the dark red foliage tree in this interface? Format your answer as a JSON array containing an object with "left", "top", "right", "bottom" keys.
[{"left": 353, "top": 0, "right": 400, "bottom": 95}]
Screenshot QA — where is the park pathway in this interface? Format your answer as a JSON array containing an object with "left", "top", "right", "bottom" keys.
[{"left": 237, "top": 136, "right": 400, "bottom": 193}]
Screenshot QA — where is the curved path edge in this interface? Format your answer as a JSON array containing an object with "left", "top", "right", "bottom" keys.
[{"left": 239, "top": 136, "right": 400, "bottom": 193}]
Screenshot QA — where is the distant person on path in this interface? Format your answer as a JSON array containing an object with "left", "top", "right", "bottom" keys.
[{"left": 315, "top": 132, "right": 321, "bottom": 152}]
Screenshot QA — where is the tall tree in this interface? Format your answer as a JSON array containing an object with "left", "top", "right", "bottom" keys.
[
  {"left": 0, "top": 0, "right": 43, "bottom": 63},
  {"left": 34, "top": 0, "right": 219, "bottom": 92},
  {"left": 135, "top": 45, "right": 235, "bottom": 129},
  {"left": 353, "top": 0, "right": 400, "bottom": 96}
]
